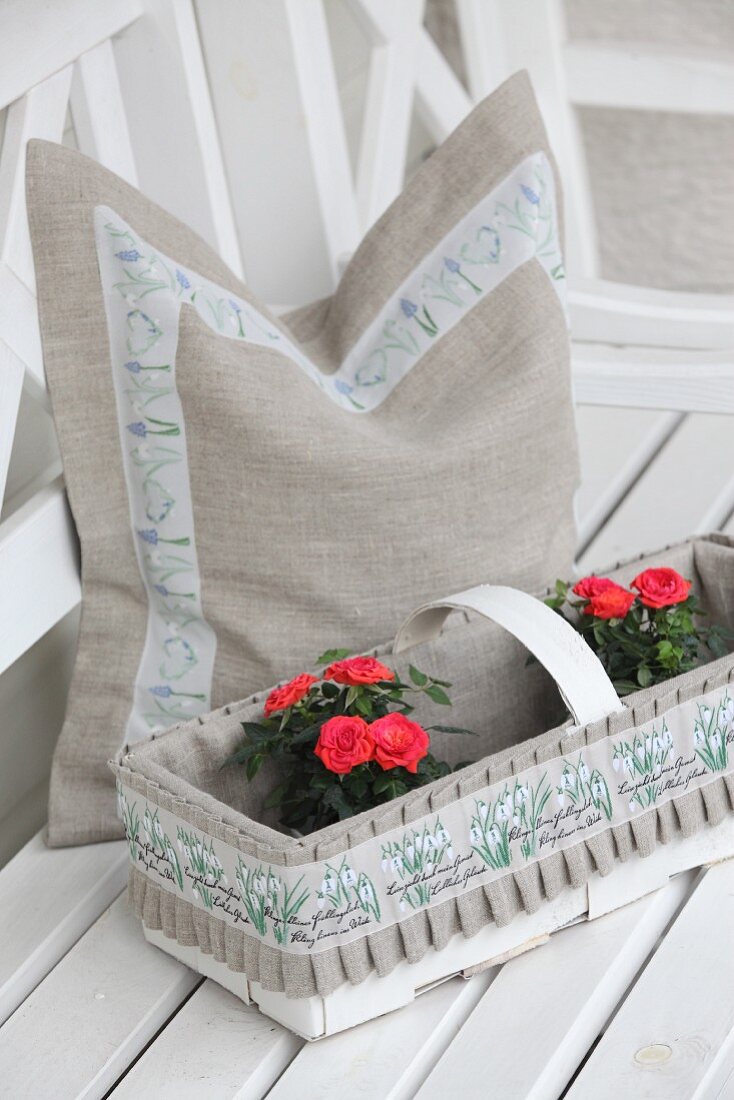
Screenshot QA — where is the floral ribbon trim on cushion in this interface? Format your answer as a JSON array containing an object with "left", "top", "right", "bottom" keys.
[
  {"left": 94, "top": 150, "right": 564, "bottom": 743},
  {"left": 115, "top": 683, "right": 734, "bottom": 956}
]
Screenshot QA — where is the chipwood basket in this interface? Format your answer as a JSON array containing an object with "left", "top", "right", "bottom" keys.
[{"left": 111, "top": 535, "right": 734, "bottom": 1039}]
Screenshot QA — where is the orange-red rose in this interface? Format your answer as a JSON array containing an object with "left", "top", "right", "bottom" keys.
[
  {"left": 264, "top": 673, "right": 318, "bottom": 717},
  {"left": 573, "top": 576, "right": 617, "bottom": 600},
  {"left": 631, "top": 567, "right": 691, "bottom": 609},
  {"left": 324, "top": 656, "right": 395, "bottom": 686},
  {"left": 370, "top": 714, "right": 430, "bottom": 774},
  {"left": 314, "top": 715, "right": 375, "bottom": 774},
  {"left": 574, "top": 575, "right": 635, "bottom": 620},
  {"left": 585, "top": 586, "right": 635, "bottom": 620}
]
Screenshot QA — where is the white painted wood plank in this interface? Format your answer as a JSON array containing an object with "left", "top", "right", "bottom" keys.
[
  {"left": 194, "top": 0, "right": 334, "bottom": 302},
  {"left": 0, "top": 64, "right": 73, "bottom": 291},
  {"left": 0, "top": 830, "right": 127, "bottom": 1024},
  {"left": 352, "top": 0, "right": 423, "bottom": 233},
  {"left": 414, "top": 27, "right": 473, "bottom": 142},
  {"left": 455, "top": 0, "right": 599, "bottom": 277},
  {"left": 0, "top": 476, "right": 81, "bottom": 675},
  {"left": 0, "top": 892, "right": 199, "bottom": 1100},
  {"left": 0, "top": 262, "right": 45, "bottom": 388},
  {"left": 574, "top": 405, "right": 682, "bottom": 552},
  {"left": 113, "top": 0, "right": 243, "bottom": 279},
  {"left": 269, "top": 970, "right": 494, "bottom": 1100},
  {"left": 283, "top": 0, "right": 361, "bottom": 284},
  {"left": 572, "top": 345, "right": 734, "bottom": 414},
  {"left": 111, "top": 980, "right": 301, "bottom": 1099},
  {"left": 569, "top": 279, "right": 734, "bottom": 351},
  {"left": 415, "top": 874, "right": 693, "bottom": 1100},
  {"left": 566, "top": 41, "right": 734, "bottom": 116},
  {"left": 70, "top": 39, "right": 138, "bottom": 184},
  {"left": 567, "top": 862, "right": 734, "bottom": 1100},
  {"left": 0, "top": 0, "right": 142, "bottom": 111},
  {"left": 579, "top": 414, "right": 734, "bottom": 571},
  {"left": 0, "top": 341, "right": 24, "bottom": 506}
]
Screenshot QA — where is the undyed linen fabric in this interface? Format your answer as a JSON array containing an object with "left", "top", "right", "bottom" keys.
[{"left": 27, "top": 71, "right": 578, "bottom": 846}]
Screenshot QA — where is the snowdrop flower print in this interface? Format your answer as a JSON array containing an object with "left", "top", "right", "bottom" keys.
[
  {"left": 317, "top": 896, "right": 325, "bottom": 909},
  {"left": 470, "top": 792, "right": 512, "bottom": 870},
  {"left": 579, "top": 763, "right": 590, "bottom": 783},
  {"left": 319, "top": 858, "right": 381, "bottom": 920},
  {"left": 722, "top": 699, "right": 734, "bottom": 728},
  {"left": 692, "top": 697, "right": 729, "bottom": 773},
  {"left": 496, "top": 798, "right": 513, "bottom": 822},
  {"left": 557, "top": 792, "right": 565, "bottom": 807}
]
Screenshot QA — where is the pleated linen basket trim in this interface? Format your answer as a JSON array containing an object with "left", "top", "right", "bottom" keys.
[{"left": 119, "top": 650, "right": 734, "bottom": 999}]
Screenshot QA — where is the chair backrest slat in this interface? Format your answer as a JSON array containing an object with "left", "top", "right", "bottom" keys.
[{"left": 70, "top": 40, "right": 138, "bottom": 186}]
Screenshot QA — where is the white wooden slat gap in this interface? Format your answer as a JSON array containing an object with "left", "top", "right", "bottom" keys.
[
  {"left": 0, "top": 0, "right": 143, "bottom": 112},
  {"left": 351, "top": 0, "right": 424, "bottom": 232},
  {"left": 284, "top": 0, "right": 361, "bottom": 283}
]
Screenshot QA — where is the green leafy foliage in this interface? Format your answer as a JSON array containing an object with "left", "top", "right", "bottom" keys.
[
  {"left": 224, "top": 660, "right": 474, "bottom": 834},
  {"left": 547, "top": 585, "right": 734, "bottom": 697}
]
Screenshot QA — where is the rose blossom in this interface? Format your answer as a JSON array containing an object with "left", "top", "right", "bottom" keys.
[
  {"left": 324, "top": 656, "right": 395, "bottom": 686},
  {"left": 584, "top": 585, "right": 635, "bottom": 620},
  {"left": 370, "top": 714, "right": 430, "bottom": 774},
  {"left": 263, "top": 673, "right": 318, "bottom": 717},
  {"left": 572, "top": 576, "right": 618, "bottom": 599},
  {"left": 631, "top": 567, "right": 691, "bottom": 609},
  {"left": 314, "top": 715, "right": 375, "bottom": 774},
  {"left": 574, "top": 575, "right": 635, "bottom": 620}
]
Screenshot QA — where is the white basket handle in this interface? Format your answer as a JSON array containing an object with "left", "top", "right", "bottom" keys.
[{"left": 394, "top": 584, "right": 625, "bottom": 728}]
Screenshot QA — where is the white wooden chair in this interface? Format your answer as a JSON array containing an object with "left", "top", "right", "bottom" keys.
[{"left": 1, "top": 2, "right": 733, "bottom": 1096}]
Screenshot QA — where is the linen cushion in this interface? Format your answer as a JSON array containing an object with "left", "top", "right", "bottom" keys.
[{"left": 26, "top": 71, "right": 579, "bottom": 846}]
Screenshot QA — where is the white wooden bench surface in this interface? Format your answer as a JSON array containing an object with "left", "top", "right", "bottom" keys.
[{"left": 2, "top": 1, "right": 734, "bottom": 1096}]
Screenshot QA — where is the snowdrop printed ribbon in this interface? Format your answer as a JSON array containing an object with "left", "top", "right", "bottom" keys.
[
  {"left": 117, "top": 683, "right": 734, "bottom": 956},
  {"left": 94, "top": 151, "right": 564, "bottom": 744}
]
